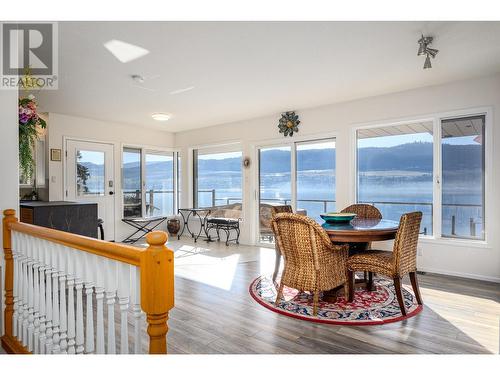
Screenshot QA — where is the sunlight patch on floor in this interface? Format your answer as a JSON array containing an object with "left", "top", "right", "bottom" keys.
[
  {"left": 420, "top": 286, "right": 500, "bottom": 353},
  {"left": 172, "top": 243, "right": 240, "bottom": 290}
]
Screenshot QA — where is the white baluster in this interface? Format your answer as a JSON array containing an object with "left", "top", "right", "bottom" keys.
[
  {"left": 74, "top": 277, "right": 84, "bottom": 354},
  {"left": 38, "top": 260, "right": 47, "bottom": 354},
  {"left": 27, "top": 238, "right": 35, "bottom": 351},
  {"left": 66, "top": 249, "right": 76, "bottom": 354},
  {"left": 105, "top": 259, "right": 117, "bottom": 354},
  {"left": 58, "top": 247, "right": 68, "bottom": 354},
  {"left": 95, "top": 257, "right": 105, "bottom": 354},
  {"left": 32, "top": 238, "right": 41, "bottom": 353},
  {"left": 51, "top": 245, "right": 61, "bottom": 354},
  {"left": 83, "top": 252, "right": 95, "bottom": 354},
  {"left": 130, "top": 266, "right": 142, "bottom": 354},
  {"left": 84, "top": 281, "right": 95, "bottom": 354},
  {"left": 22, "top": 234, "right": 30, "bottom": 346},
  {"left": 117, "top": 263, "right": 131, "bottom": 354},
  {"left": 44, "top": 262, "right": 54, "bottom": 354},
  {"left": 17, "top": 249, "right": 25, "bottom": 340},
  {"left": 11, "top": 231, "right": 19, "bottom": 339}
]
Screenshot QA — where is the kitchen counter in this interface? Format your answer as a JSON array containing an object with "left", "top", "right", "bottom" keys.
[{"left": 20, "top": 200, "right": 98, "bottom": 238}]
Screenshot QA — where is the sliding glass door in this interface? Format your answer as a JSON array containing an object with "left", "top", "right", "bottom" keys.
[
  {"left": 258, "top": 138, "right": 336, "bottom": 243},
  {"left": 145, "top": 152, "right": 175, "bottom": 217},
  {"left": 122, "top": 148, "right": 177, "bottom": 218},
  {"left": 258, "top": 146, "right": 292, "bottom": 242},
  {"left": 296, "top": 140, "right": 336, "bottom": 222},
  {"left": 193, "top": 149, "right": 243, "bottom": 208}
]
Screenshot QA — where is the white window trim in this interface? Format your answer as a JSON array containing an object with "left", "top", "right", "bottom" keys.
[{"left": 350, "top": 106, "right": 493, "bottom": 246}]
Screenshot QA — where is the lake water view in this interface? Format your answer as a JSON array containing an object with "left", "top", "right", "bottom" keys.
[{"left": 78, "top": 139, "right": 484, "bottom": 241}]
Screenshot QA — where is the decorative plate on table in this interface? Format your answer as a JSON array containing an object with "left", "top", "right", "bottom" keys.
[{"left": 320, "top": 212, "right": 357, "bottom": 223}]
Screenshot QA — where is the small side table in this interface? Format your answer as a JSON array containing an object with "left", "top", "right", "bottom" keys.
[
  {"left": 121, "top": 216, "right": 168, "bottom": 244},
  {"left": 177, "top": 208, "right": 212, "bottom": 242}
]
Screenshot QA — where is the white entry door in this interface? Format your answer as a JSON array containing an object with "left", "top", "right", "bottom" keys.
[{"left": 66, "top": 140, "right": 115, "bottom": 241}]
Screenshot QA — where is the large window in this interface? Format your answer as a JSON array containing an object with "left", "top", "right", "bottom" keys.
[
  {"left": 193, "top": 149, "right": 243, "bottom": 209},
  {"left": 123, "top": 148, "right": 142, "bottom": 217},
  {"left": 356, "top": 113, "right": 487, "bottom": 240},
  {"left": 145, "top": 152, "right": 174, "bottom": 217},
  {"left": 357, "top": 122, "right": 433, "bottom": 234},
  {"left": 441, "top": 116, "right": 485, "bottom": 240},
  {"left": 258, "top": 138, "right": 336, "bottom": 243},
  {"left": 122, "top": 147, "right": 178, "bottom": 218}
]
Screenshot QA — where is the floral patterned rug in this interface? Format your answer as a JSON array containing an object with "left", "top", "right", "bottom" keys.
[{"left": 249, "top": 275, "right": 423, "bottom": 325}]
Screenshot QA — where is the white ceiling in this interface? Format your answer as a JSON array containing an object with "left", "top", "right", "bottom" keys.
[{"left": 36, "top": 21, "right": 500, "bottom": 133}]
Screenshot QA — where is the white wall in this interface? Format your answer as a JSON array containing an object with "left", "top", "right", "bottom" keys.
[
  {"left": 175, "top": 74, "right": 500, "bottom": 282},
  {"left": 47, "top": 113, "right": 175, "bottom": 241},
  {"left": 0, "top": 89, "right": 19, "bottom": 335}
]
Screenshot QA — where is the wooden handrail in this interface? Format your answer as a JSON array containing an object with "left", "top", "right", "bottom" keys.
[
  {"left": 8, "top": 221, "right": 143, "bottom": 266},
  {"left": 1, "top": 209, "right": 174, "bottom": 354}
]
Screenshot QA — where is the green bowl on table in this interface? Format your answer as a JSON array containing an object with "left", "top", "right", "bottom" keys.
[{"left": 320, "top": 212, "right": 357, "bottom": 224}]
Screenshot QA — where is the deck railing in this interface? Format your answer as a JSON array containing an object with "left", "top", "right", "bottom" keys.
[{"left": 1, "top": 209, "right": 174, "bottom": 354}]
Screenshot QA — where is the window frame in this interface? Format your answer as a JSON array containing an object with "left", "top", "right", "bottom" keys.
[
  {"left": 351, "top": 107, "right": 492, "bottom": 246},
  {"left": 192, "top": 144, "right": 244, "bottom": 209},
  {"left": 255, "top": 135, "right": 337, "bottom": 245},
  {"left": 121, "top": 143, "right": 180, "bottom": 219}
]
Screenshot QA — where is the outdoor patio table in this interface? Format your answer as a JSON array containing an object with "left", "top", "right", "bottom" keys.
[{"left": 177, "top": 208, "right": 212, "bottom": 242}]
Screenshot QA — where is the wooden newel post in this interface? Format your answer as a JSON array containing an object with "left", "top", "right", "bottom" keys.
[
  {"left": 3, "top": 209, "right": 18, "bottom": 337},
  {"left": 140, "top": 231, "right": 174, "bottom": 354}
]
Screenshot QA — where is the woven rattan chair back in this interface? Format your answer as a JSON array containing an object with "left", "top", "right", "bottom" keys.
[
  {"left": 341, "top": 203, "right": 382, "bottom": 219},
  {"left": 271, "top": 213, "right": 347, "bottom": 292},
  {"left": 392, "top": 211, "right": 423, "bottom": 275}
]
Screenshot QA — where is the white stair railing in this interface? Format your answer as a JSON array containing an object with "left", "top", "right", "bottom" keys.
[{"left": 1, "top": 209, "right": 174, "bottom": 355}]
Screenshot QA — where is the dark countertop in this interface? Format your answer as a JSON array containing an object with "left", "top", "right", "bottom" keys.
[{"left": 20, "top": 200, "right": 97, "bottom": 207}]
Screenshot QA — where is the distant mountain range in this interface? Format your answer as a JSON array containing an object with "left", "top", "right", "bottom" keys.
[{"left": 80, "top": 142, "right": 482, "bottom": 190}]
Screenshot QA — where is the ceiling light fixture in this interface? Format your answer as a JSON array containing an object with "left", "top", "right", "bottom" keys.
[
  {"left": 104, "top": 40, "right": 150, "bottom": 63},
  {"left": 417, "top": 35, "right": 439, "bottom": 69},
  {"left": 151, "top": 112, "right": 171, "bottom": 122}
]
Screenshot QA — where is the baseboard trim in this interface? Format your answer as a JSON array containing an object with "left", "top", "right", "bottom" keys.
[{"left": 418, "top": 266, "right": 500, "bottom": 283}]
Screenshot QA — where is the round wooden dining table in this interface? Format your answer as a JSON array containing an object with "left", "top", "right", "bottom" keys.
[
  {"left": 322, "top": 218, "right": 400, "bottom": 248},
  {"left": 321, "top": 217, "right": 400, "bottom": 302}
]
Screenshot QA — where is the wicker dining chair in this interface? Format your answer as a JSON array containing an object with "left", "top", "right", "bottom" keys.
[
  {"left": 272, "top": 213, "right": 349, "bottom": 316},
  {"left": 341, "top": 203, "right": 383, "bottom": 282},
  {"left": 347, "top": 211, "right": 423, "bottom": 316},
  {"left": 341, "top": 203, "right": 382, "bottom": 220},
  {"left": 271, "top": 205, "right": 293, "bottom": 283}
]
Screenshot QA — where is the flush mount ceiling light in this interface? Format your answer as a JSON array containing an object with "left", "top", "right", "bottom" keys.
[
  {"left": 417, "top": 35, "right": 439, "bottom": 69},
  {"left": 151, "top": 112, "right": 171, "bottom": 121},
  {"left": 104, "top": 40, "right": 150, "bottom": 63}
]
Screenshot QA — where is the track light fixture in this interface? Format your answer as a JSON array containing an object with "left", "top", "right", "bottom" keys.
[{"left": 417, "top": 34, "right": 439, "bottom": 69}]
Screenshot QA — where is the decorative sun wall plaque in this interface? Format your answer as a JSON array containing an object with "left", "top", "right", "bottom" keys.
[{"left": 278, "top": 111, "right": 300, "bottom": 137}]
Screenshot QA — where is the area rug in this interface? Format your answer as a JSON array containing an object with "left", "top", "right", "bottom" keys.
[{"left": 249, "top": 275, "right": 423, "bottom": 325}]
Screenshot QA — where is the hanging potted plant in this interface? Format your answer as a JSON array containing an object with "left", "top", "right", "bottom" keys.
[{"left": 18, "top": 94, "right": 46, "bottom": 182}]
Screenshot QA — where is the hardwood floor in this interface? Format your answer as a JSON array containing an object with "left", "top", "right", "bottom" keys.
[{"left": 162, "top": 238, "right": 500, "bottom": 354}]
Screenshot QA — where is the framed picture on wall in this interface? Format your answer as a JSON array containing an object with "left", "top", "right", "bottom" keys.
[{"left": 51, "top": 148, "right": 62, "bottom": 161}]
